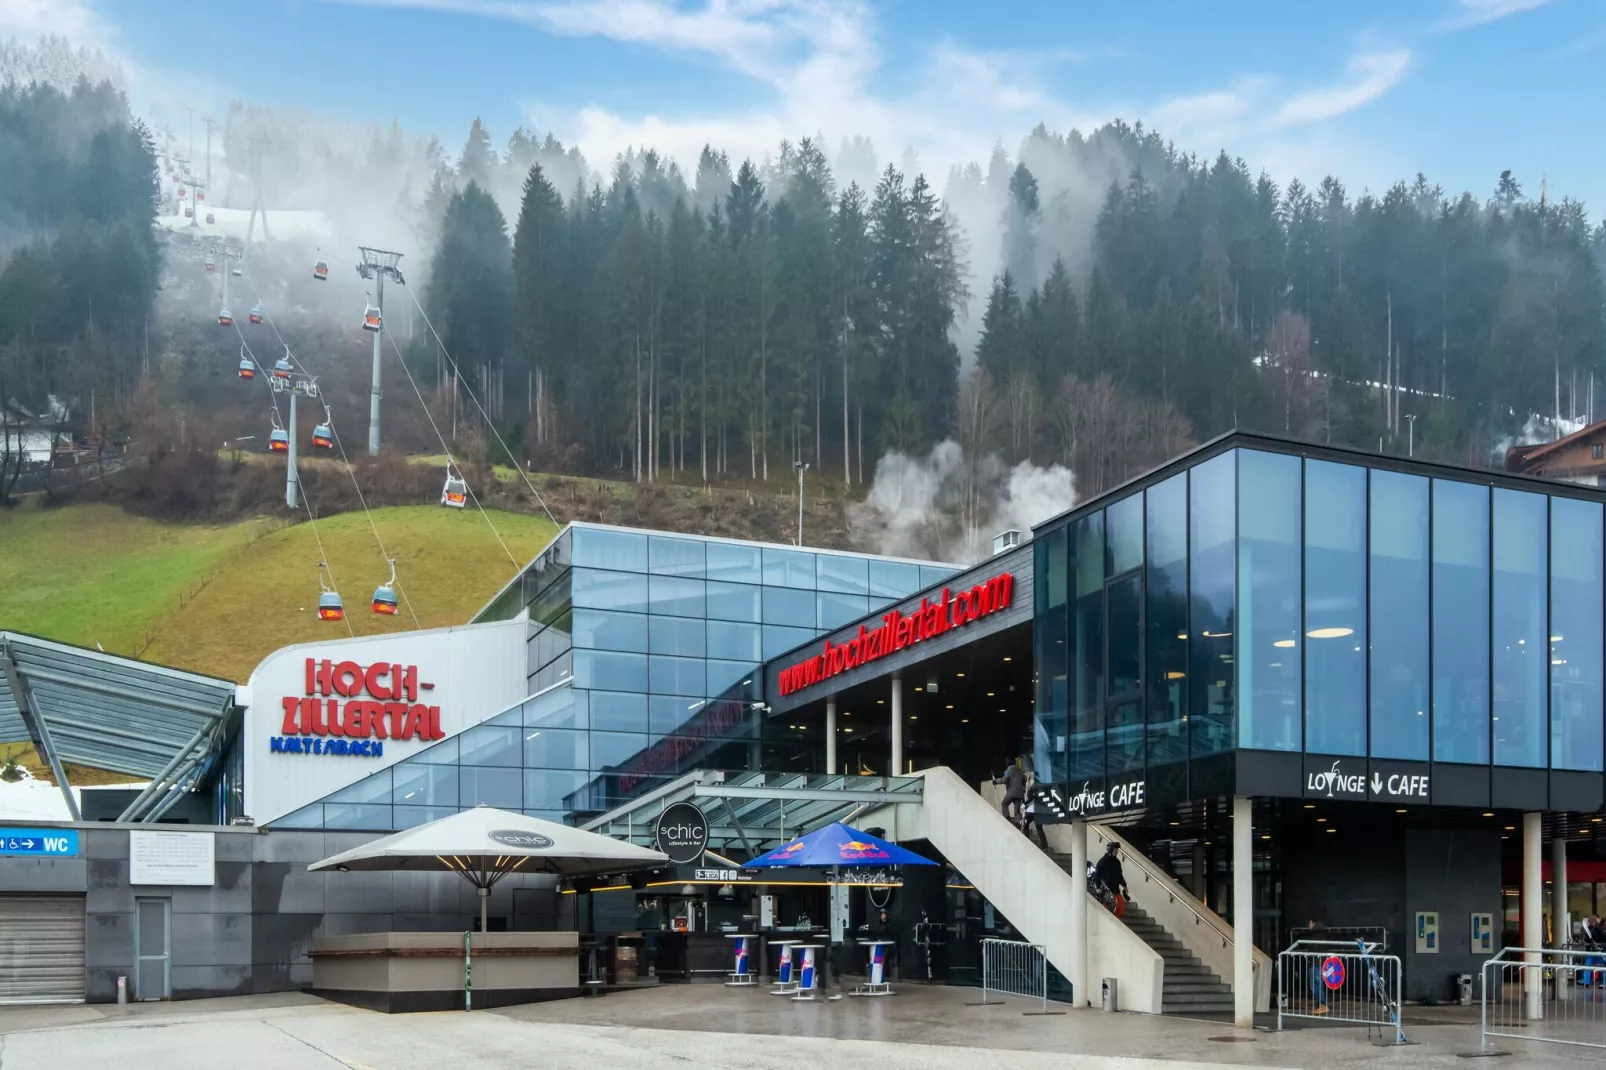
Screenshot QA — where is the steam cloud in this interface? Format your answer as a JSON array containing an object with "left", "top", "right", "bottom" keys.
[{"left": 849, "top": 441, "right": 1077, "bottom": 565}]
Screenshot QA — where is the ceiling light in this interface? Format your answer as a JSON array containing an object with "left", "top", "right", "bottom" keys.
[
  {"left": 878, "top": 699, "right": 885, "bottom": 704},
  {"left": 956, "top": 672, "right": 966, "bottom": 678},
  {"left": 1002, "top": 656, "right": 1012, "bottom": 662},
  {"left": 844, "top": 728, "right": 853, "bottom": 733},
  {"left": 1303, "top": 804, "right": 1314, "bottom": 810},
  {"left": 1176, "top": 631, "right": 1187, "bottom": 640},
  {"left": 1504, "top": 826, "right": 1514, "bottom": 831},
  {"left": 1260, "top": 834, "right": 1270, "bottom": 841},
  {"left": 1169, "top": 821, "right": 1180, "bottom": 827},
  {"left": 1396, "top": 809, "right": 1406, "bottom": 814},
  {"left": 1306, "top": 627, "right": 1354, "bottom": 640},
  {"left": 999, "top": 708, "right": 1005, "bottom": 713},
  {"left": 1165, "top": 671, "right": 1185, "bottom": 680},
  {"left": 946, "top": 704, "right": 954, "bottom": 710},
  {"left": 1483, "top": 812, "right": 1494, "bottom": 818},
  {"left": 987, "top": 691, "right": 995, "bottom": 697},
  {"left": 909, "top": 716, "right": 917, "bottom": 722},
  {"left": 1316, "top": 818, "right": 1326, "bottom": 823},
  {"left": 1202, "top": 630, "right": 1232, "bottom": 638},
  {"left": 914, "top": 686, "right": 923, "bottom": 692},
  {"left": 1326, "top": 828, "right": 1336, "bottom": 834},
  {"left": 960, "top": 718, "right": 969, "bottom": 724},
  {"left": 1273, "top": 639, "right": 1296, "bottom": 649},
  {"left": 1551, "top": 635, "right": 1564, "bottom": 642}
]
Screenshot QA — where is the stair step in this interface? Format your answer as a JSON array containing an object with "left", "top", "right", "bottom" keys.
[{"left": 1164, "top": 981, "right": 1233, "bottom": 994}]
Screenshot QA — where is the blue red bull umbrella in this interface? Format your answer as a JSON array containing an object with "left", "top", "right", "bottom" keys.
[{"left": 743, "top": 822, "right": 936, "bottom": 869}]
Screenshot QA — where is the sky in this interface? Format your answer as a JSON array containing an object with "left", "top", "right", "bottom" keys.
[{"left": 3, "top": 0, "right": 1605, "bottom": 212}]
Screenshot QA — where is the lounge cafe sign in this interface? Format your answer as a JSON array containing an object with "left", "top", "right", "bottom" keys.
[
  {"left": 269, "top": 657, "right": 445, "bottom": 758},
  {"left": 777, "top": 572, "right": 1015, "bottom": 696}
]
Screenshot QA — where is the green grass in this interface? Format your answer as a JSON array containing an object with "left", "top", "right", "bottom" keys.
[{"left": 0, "top": 501, "right": 558, "bottom": 684}]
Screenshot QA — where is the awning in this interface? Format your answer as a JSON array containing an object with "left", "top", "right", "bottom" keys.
[{"left": 0, "top": 631, "right": 239, "bottom": 822}]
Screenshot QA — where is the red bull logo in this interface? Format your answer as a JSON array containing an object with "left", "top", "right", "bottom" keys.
[
  {"left": 775, "top": 841, "right": 808, "bottom": 858},
  {"left": 839, "top": 840, "right": 890, "bottom": 860}
]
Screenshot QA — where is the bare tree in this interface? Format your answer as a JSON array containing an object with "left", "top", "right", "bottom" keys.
[{"left": 952, "top": 369, "right": 1000, "bottom": 557}]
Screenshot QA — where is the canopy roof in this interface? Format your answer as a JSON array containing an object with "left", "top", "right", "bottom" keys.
[
  {"left": 0, "top": 630, "right": 239, "bottom": 821},
  {"left": 308, "top": 806, "right": 668, "bottom": 884},
  {"left": 745, "top": 821, "right": 936, "bottom": 868}
]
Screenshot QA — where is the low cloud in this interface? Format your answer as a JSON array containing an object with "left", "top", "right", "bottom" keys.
[{"left": 1444, "top": 0, "right": 1558, "bottom": 30}]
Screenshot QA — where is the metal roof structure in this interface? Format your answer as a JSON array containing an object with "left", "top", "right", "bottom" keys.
[
  {"left": 579, "top": 770, "right": 924, "bottom": 858},
  {"left": 0, "top": 631, "right": 240, "bottom": 822}
]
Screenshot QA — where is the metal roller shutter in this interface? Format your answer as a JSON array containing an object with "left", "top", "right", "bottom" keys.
[{"left": 0, "top": 895, "right": 86, "bottom": 1004}]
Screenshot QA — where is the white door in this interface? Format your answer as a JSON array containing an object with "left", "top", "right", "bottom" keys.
[
  {"left": 0, "top": 895, "right": 86, "bottom": 1004},
  {"left": 134, "top": 898, "right": 170, "bottom": 1000}
]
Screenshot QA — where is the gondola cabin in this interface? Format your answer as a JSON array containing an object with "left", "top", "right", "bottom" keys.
[
  {"left": 196, "top": 191, "right": 204, "bottom": 202},
  {"left": 313, "top": 260, "right": 330, "bottom": 281},
  {"left": 371, "top": 584, "right": 398, "bottom": 616},
  {"left": 177, "top": 187, "right": 186, "bottom": 198},
  {"left": 249, "top": 306, "right": 263, "bottom": 325},
  {"left": 273, "top": 357, "right": 292, "bottom": 380},
  {"left": 206, "top": 212, "right": 215, "bottom": 224},
  {"left": 204, "top": 256, "right": 215, "bottom": 272},
  {"left": 311, "top": 423, "right": 333, "bottom": 450},
  {"left": 217, "top": 308, "right": 233, "bottom": 327},
  {"left": 238, "top": 357, "right": 255, "bottom": 380},
  {"left": 184, "top": 207, "right": 193, "bottom": 218},
  {"left": 362, "top": 304, "right": 381, "bottom": 332},
  {"left": 318, "top": 591, "right": 345, "bottom": 622},
  {"left": 441, "top": 475, "right": 467, "bottom": 509},
  {"left": 268, "top": 428, "right": 289, "bottom": 453}
]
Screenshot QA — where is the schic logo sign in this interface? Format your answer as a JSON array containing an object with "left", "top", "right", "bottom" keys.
[
  {"left": 269, "top": 658, "right": 444, "bottom": 758},
  {"left": 777, "top": 572, "right": 1014, "bottom": 696}
]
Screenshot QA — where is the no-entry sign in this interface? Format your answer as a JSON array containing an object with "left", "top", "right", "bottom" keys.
[{"left": 1321, "top": 956, "right": 1345, "bottom": 990}]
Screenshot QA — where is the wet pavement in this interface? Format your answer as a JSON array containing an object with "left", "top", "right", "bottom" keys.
[{"left": 0, "top": 984, "right": 1599, "bottom": 1069}]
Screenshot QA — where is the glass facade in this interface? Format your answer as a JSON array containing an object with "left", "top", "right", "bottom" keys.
[
  {"left": 272, "top": 524, "right": 956, "bottom": 830},
  {"left": 1033, "top": 444, "right": 1606, "bottom": 789}
]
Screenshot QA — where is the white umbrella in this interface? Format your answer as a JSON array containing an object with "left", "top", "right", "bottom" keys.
[{"left": 309, "top": 806, "right": 667, "bottom": 933}]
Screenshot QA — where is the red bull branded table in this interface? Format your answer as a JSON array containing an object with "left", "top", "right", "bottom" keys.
[
  {"left": 850, "top": 939, "right": 894, "bottom": 996},
  {"left": 769, "top": 939, "right": 800, "bottom": 995},
  {"left": 724, "top": 934, "right": 756, "bottom": 986},
  {"left": 791, "top": 944, "right": 824, "bottom": 1001}
]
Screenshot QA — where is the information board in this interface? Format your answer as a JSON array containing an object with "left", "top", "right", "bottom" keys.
[{"left": 130, "top": 830, "right": 215, "bottom": 886}]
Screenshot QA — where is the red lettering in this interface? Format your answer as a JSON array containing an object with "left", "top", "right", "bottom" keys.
[
  {"left": 317, "top": 659, "right": 334, "bottom": 697},
  {"left": 300, "top": 696, "right": 326, "bottom": 736},
  {"left": 305, "top": 658, "right": 316, "bottom": 696},
  {"left": 428, "top": 705, "right": 443, "bottom": 739},
  {"left": 383, "top": 701, "right": 408, "bottom": 738},
  {"left": 366, "top": 701, "right": 388, "bottom": 739},
  {"left": 281, "top": 696, "right": 301, "bottom": 734},
  {"left": 365, "top": 663, "right": 394, "bottom": 701},
  {"left": 333, "top": 661, "right": 362, "bottom": 697},
  {"left": 401, "top": 704, "right": 429, "bottom": 740},
  {"left": 324, "top": 698, "right": 343, "bottom": 736},
  {"left": 340, "top": 700, "right": 366, "bottom": 737},
  {"left": 402, "top": 665, "right": 418, "bottom": 703}
]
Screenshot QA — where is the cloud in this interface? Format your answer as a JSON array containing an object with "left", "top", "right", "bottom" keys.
[
  {"left": 0, "top": 0, "right": 98, "bottom": 38},
  {"left": 1444, "top": 0, "right": 1558, "bottom": 30},
  {"left": 1269, "top": 49, "right": 1411, "bottom": 128}
]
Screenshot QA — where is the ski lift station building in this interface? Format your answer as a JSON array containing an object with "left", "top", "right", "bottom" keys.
[{"left": 4, "top": 432, "right": 1606, "bottom": 1021}]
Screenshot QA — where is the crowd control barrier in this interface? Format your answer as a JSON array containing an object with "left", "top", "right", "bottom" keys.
[
  {"left": 966, "top": 938, "right": 1065, "bottom": 1016},
  {"left": 1276, "top": 940, "right": 1404, "bottom": 1045},
  {"left": 1480, "top": 946, "right": 1606, "bottom": 1054}
]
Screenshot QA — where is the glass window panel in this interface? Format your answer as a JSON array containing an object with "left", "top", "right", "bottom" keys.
[
  {"left": 524, "top": 726, "right": 587, "bottom": 769},
  {"left": 1109, "top": 573, "right": 1141, "bottom": 698},
  {"left": 649, "top": 535, "right": 705, "bottom": 577},
  {"left": 1236, "top": 450, "right": 1300, "bottom": 752},
  {"left": 1551, "top": 497, "right": 1603, "bottom": 772},
  {"left": 1493, "top": 488, "right": 1547, "bottom": 768},
  {"left": 571, "top": 608, "right": 648, "bottom": 652},
  {"left": 328, "top": 768, "right": 393, "bottom": 804},
  {"left": 531, "top": 568, "right": 571, "bottom": 628},
  {"left": 1108, "top": 698, "right": 1143, "bottom": 773},
  {"left": 530, "top": 650, "right": 573, "bottom": 693},
  {"left": 1106, "top": 494, "right": 1144, "bottom": 576},
  {"left": 459, "top": 724, "right": 522, "bottom": 767},
  {"left": 707, "top": 620, "right": 763, "bottom": 661},
  {"left": 649, "top": 654, "right": 706, "bottom": 697},
  {"left": 921, "top": 565, "right": 958, "bottom": 588},
  {"left": 489, "top": 705, "right": 524, "bottom": 727},
  {"left": 392, "top": 762, "right": 458, "bottom": 806},
  {"left": 763, "top": 585, "right": 817, "bottom": 627},
  {"left": 649, "top": 575, "right": 706, "bottom": 618},
  {"left": 410, "top": 736, "right": 459, "bottom": 765},
  {"left": 394, "top": 805, "right": 458, "bottom": 829},
  {"left": 592, "top": 731, "right": 652, "bottom": 769},
  {"left": 706, "top": 541, "right": 763, "bottom": 583},
  {"left": 1190, "top": 451, "right": 1236, "bottom": 757},
  {"left": 1070, "top": 513, "right": 1104, "bottom": 778},
  {"left": 1146, "top": 474, "right": 1188, "bottom": 768},
  {"left": 869, "top": 561, "right": 922, "bottom": 599},
  {"left": 570, "top": 568, "right": 651, "bottom": 613},
  {"left": 530, "top": 610, "right": 574, "bottom": 671},
  {"left": 818, "top": 591, "right": 871, "bottom": 630},
  {"left": 324, "top": 804, "right": 393, "bottom": 830},
  {"left": 460, "top": 766, "right": 522, "bottom": 808},
  {"left": 649, "top": 615, "right": 705, "bottom": 657},
  {"left": 706, "top": 660, "right": 760, "bottom": 699},
  {"left": 817, "top": 554, "right": 870, "bottom": 594},
  {"left": 763, "top": 547, "right": 817, "bottom": 588},
  {"left": 572, "top": 527, "right": 648, "bottom": 571},
  {"left": 650, "top": 694, "right": 708, "bottom": 736},
  {"left": 1370, "top": 470, "right": 1430, "bottom": 760},
  {"left": 1304, "top": 459, "right": 1366, "bottom": 756},
  {"left": 272, "top": 803, "right": 325, "bottom": 829},
  {"left": 1433, "top": 479, "right": 1491, "bottom": 764},
  {"left": 572, "top": 649, "right": 648, "bottom": 692},
  {"left": 524, "top": 686, "right": 587, "bottom": 730},
  {"left": 1037, "top": 525, "right": 1068, "bottom": 612},
  {"left": 589, "top": 690, "right": 648, "bottom": 733},
  {"left": 764, "top": 624, "right": 816, "bottom": 659},
  {"left": 706, "top": 580, "right": 762, "bottom": 622},
  {"left": 524, "top": 769, "right": 587, "bottom": 810}
]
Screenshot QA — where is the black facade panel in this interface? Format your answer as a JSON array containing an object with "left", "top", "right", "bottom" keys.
[
  {"left": 1431, "top": 763, "right": 1490, "bottom": 808},
  {"left": 1235, "top": 750, "right": 1301, "bottom": 798},
  {"left": 1190, "top": 754, "right": 1235, "bottom": 798},
  {"left": 1402, "top": 828, "right": 1502, "bottom": 1003},
  {"left": 1489, "top": 767, "right": 1548, "bottom": 811},
  {"left": 1549, "top": 770, "right": 1604, "bottom": 813}
]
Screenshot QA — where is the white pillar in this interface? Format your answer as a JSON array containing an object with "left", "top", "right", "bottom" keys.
[
  {"left": 1523, "top": 812, "right": 1543, "bottom": 1020},
  {"left": 825, "top": 696, "right": 837, "bottom": 775},
  {"left": 1551, "top": 834, "right": 1569, "bottom": 947},
  {"left": 890, "top": 674, "right": 903, "bottom": 775},
  {"left": 1233, "top": 795, "right": 1254, "bottom": 1029},
  {"left": 1069, "top": 819, "right": 1088, "bottom": 1008}
]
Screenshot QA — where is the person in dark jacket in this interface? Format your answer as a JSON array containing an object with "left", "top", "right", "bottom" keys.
[
  {"left": 994, "top": 757, "right": 1026, "bottom": 823},
  {"left": 1094, "top": 841, "right": 1128, "bottom": 904}
]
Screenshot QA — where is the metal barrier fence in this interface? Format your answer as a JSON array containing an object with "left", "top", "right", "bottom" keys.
[
  {"left": 967, "top": 938, "right": 1065, "bottom": 1015},
  {"left": 1481, "top": 946, "right": 1606, "bottom": 1054},
  {"left": 1286, "top": 926, "right": 1388, "bottom": 952},
  {"left": 1277, "top": 940, "right": 1405, "bottom": 1045}
]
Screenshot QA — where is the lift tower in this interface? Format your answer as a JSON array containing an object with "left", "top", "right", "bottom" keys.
[
  {"left": 356, "top": 247, "right": 405, "bottom": 456},
  {"left": 272, "top": 372, "right": 319, "bottom": 510}
]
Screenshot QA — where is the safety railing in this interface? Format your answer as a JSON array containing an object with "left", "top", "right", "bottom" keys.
[
  {"left": 1481, "top": 946, "right": 1606, "bottom": 1054},
  {"left": 1286, "top": 926, "right": 1388, "bottom": 952},
  {"left": 1087, "top": 824, "right": 1236, "bottom": 952},
  {"left": 1277, "top": 940, "right": 1405, "bottom": 1045},
  {"left": 967, "top": 938, "right": 1065, "bottom": 1016}
]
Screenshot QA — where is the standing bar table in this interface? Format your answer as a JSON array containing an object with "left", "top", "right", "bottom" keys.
[
  {"left": 791, "top": 944, "right": 824, "bottom": 1002},
  {"left": 723, "top": 933, "right": 756, "bottom": 986},
  {"left": 769, "top": 939, "right": 800, "bottom": 995},
  {"left": 850, "top": 939, "right": 895, "bottom": 996}
]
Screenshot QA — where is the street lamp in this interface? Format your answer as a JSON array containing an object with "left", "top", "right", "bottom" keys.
[
  {"left": 1404, "top": 413, "right": 1418, "bottom": 458},
  {"left": 794, "top": 461, "right": 810, "bottom": 546}
]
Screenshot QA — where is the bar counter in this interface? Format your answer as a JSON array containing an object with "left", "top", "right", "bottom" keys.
[{"left": 309, "top": 931, "right": 579, "bottom": 1012}]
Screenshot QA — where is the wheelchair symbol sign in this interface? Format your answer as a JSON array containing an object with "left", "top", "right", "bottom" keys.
[{"left": 1321, "top": 956, "right": 1345, "bottom": 990}]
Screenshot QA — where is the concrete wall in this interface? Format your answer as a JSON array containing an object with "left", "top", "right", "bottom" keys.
[{"left": 0, "top": 825, "right": 560, "bottom": 1003}]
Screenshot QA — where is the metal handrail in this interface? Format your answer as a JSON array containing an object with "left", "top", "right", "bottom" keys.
[{"left": 1088, "top": 825, "right": 1248, "bottom": 965}]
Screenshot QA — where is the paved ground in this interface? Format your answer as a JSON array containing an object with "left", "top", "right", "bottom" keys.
[{"left": 0, "top": 985, "right": 1599, "bottom": 1069}]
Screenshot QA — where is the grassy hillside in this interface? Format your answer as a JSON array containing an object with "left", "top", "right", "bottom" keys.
[{"left": 0, "top": 501, "right": 558, "bottom": 683}]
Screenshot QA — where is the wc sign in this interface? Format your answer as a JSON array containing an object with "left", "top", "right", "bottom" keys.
[{"left": 0, "top": 828, "right": 80, "bottom": 857}]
